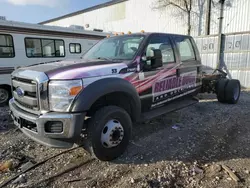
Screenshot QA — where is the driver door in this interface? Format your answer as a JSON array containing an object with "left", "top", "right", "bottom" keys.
[{"left": 139, "top": 34, "right": 178, "bottom": 111}]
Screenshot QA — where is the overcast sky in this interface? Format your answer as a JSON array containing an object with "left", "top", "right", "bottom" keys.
[{"left": 0, "top": 0, "right": 110, "bottom": 23}]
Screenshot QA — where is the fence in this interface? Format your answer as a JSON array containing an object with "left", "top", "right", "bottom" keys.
[{"left": 194, "top": 32, "right": 250, "bottom": 88}]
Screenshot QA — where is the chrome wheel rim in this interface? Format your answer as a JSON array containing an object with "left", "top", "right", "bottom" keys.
[{"left": 101, "top": 119, "right": 124, "bottom": 148}]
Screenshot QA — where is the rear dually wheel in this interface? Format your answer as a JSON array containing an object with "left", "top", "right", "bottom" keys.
[
  {"left": 216, "top": 79, "right": 241, "bottom": 104},
  {"left": 224, "top": 79, "right": 241, "bottom": 104}
]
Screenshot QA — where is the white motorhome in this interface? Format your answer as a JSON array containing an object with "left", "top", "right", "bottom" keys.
[{"left": 0, "top": 20, "right": 108, "bottom": 105}]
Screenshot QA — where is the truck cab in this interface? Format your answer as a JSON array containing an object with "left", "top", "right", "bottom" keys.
[{"left": 9, "top": 33, "right": 240, "bottom": 161}]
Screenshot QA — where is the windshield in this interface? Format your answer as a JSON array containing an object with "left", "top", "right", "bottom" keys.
[{"left": 83, "top": 35, "right": 145, "bottom": 60}]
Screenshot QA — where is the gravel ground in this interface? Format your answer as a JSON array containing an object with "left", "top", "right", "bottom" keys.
[{"left": 0, "top": 91, "right": 250, "bottom": 188}]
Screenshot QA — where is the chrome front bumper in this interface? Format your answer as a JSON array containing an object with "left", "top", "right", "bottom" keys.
[{"left": 9, "top": 98, "right": 86, "bottom": 148}]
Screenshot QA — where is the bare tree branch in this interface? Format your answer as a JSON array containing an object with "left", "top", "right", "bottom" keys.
[
  {"left": 153, "top": 0, "right": 234, "bottom": 35},
  {"left": 190, "top": 0, "right": 193, "bottom": 11},
  {"left": 169, "top": 2, "right": 187, "bottom": 12},
  {"left": 184, "top": 0, "right": 189, "bottom": 11},
  {"left": 154, "top": 0, "right": 193, "bottom": 35},
  {"left": 154, "top": 0, "right": 187, "bottom": 12}
]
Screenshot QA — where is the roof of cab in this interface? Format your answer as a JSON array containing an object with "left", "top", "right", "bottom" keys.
[{"left": 109, "top": 32, "right": 191, "bottom": 38}]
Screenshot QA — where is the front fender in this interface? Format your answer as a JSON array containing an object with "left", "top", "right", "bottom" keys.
[{"left": 70, "top": 77, "right": 141, "bottom": 121}]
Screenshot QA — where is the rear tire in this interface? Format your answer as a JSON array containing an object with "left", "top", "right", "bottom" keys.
[
  {"left": 86, "top": 106, "right": 132, "bottom": 161},
  {"left": 216, "top": 79, "right": 228, "bottom": 103},
  {"left": 224, "top": 79, "right": 241, "bottom": 104}
]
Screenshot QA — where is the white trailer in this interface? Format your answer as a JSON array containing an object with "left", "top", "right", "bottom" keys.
[{"left": 0, "top": 20, "right": 108, "bottom": 105}]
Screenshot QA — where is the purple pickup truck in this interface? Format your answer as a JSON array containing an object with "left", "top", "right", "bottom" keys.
[{"left": 9, "top": 32, "right": 240, "bottom": 161}]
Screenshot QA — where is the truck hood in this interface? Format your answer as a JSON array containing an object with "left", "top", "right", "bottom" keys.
[{"left": 21, "top": 59, "right": 128, "bottom": 80}]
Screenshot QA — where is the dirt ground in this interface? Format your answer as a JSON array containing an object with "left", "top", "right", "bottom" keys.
[{"left": 1, "top": 91, "right": 250, "bottom": 188}]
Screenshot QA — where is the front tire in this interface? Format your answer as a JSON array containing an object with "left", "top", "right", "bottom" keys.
[{"left": 86, "top": 106, "right": 132, "bottom": 161}]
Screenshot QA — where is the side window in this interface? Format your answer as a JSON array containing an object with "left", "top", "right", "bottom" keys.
[
  {"left": 42, "top": 39, "right": 55, "bottom": 57},
  {"left": 145, "top": 35, "right": 175, "bottom": 64},
  {"left": 25, "top": 38, "right": 65, "bottom": 58},
  {"left": 0, "top": 34, "right": 15, "bottom": 58},
  {"left": 174, "top": 37, "right": 196, "bottom": 61},
  {"left": 25, "top": 38, "right": 42, "bottom": 57},
  {"left": 55, "top": 40, "right": 65, "bottom": 57},
  {"left": 69, "top": 43, "right": 81, "bottom": 54}
]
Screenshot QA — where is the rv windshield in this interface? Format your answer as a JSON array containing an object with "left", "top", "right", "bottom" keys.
[{"left": 83, "top": 35, "right": 144, "bottom": 61}]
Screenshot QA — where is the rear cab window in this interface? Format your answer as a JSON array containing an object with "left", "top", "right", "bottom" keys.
[{"left": 174, "top": 36, "right": 196, "bottom": 62}]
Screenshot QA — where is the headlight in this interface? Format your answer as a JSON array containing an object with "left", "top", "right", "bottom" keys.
[{"left": 49, "top": 80, "right": 83, "bottom": 112}]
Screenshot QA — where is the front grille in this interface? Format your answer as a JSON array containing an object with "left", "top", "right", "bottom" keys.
[
  {"left": 13, "top": 77, "right": 33, "bottom": 84},
  {"left": 12, "top": 77, "right": 39, "bottom": 111},
  {"left": 17, "top": 100, "right": 35, "bottom": 110},
  {"left": 21, "top": 118, "right": 38, "bottom": 132}
]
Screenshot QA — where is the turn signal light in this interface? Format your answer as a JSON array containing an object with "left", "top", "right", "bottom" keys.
[{"left": 70, "top": 86, "right": 83, "bottom": 96}]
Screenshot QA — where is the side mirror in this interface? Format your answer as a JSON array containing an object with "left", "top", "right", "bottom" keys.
[{"left": 148, "top": 49, "right": 163, "bottom": 69}]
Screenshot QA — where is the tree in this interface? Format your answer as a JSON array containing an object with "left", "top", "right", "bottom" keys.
[
  {"left": 154, "top": 0, "right": 194, "bottom": 35},
  {"left": 154, "top": 0, "right": 234, "bottom": 36}
]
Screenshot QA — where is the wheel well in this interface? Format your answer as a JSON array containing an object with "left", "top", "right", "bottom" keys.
[
  {"left": 87, "top": 92, "right": 136, "bottom": 122},
  {"left": 0, "top": 84, "right": 11, "bottom": 93}
]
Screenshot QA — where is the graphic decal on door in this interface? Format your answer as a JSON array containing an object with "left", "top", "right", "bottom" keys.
[
  {"left": 125, "top": 68, "right": 177, "bottom": 94},
  {"left": 152, "top": 71, "right": 197, "bottom": 104}
]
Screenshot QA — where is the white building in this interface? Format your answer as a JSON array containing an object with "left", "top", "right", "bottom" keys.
[{"left": 40, "top": 0, "right": 250, "bottom": 36}]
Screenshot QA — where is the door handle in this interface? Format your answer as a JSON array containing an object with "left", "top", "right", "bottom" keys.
[
  {"left": 176, "top": 69, "right": 181, "bottom": 77},
  {"left": 176, "top": 62, "right": 183, "bottom": 77},
  {"left": 197, "top": 66, "right": 201, "bottom": 74}
]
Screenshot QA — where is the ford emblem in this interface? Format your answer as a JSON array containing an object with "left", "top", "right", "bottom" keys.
[{"left": 16, "top": 87, "right": 25, "bottom": 98}]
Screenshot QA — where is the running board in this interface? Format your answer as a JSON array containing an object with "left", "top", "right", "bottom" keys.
[{"left": 140, "top": 96, "right": 198, "bottom": 122}]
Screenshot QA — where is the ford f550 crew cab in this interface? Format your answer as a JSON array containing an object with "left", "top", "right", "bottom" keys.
[{"left": 9, "top": 33, "right": 241, "bottom": 161}]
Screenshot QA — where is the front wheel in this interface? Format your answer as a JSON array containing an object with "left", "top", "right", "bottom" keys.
[{"left": 86, "top": 106, "right": 132, "bottom": 161}]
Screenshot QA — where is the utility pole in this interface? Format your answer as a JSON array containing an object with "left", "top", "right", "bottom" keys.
[
  {"left": 216, "top": 0, "right": 226, "bottom": 70},
  {"left": 205, "top": 0, "right": 212, "bottom": 35},
  {"left": 218, "top": 0, "right": 225, "bottom": 34}
]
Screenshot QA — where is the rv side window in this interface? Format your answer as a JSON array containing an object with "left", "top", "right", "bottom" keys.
[
  {"left": 42, "top": 39, "right": 55, "bottom": 57},
  {"left": 55, "top": 40, "right": 65, "bottom": 57},
  {"left": 0, "top": 34, "right": 15, "bottom": 58},
  {"left": 25, "top": 38, "right": 42, "bottom": 57},
  {"left": 25, "top": 38, "right": 65, "bottom": 58},
  {"left": 70, "top": 43, "right": 81, "bottom": 54}
]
